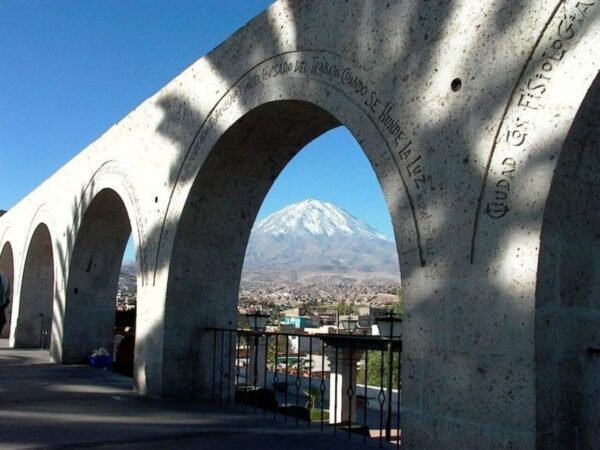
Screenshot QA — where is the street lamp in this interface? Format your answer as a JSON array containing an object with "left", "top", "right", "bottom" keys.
[
  {"left": 340, "top": 316, "right": 358, "bottom": 333},
  {"left": 375, "top": 312, "right": 402, "bottom": 338},
  {"left": 375, "top": 311, "right": 402, "bottom": 442},
  {"left": 246, "top": 310, "right": 270, "bottom": 332},
  {"left": 245, "top": 310, "right": 270, "bottom": 387}
]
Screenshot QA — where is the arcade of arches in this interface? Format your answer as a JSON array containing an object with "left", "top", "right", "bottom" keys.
[{"left": 1, "top": 1, "right": 599, "bottom": 448}]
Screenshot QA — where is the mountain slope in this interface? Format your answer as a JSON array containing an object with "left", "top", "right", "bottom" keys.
[
  {"left": 119, "top": 261, "right": 137, "bottom": 292},
  {"left": 256, "top": 199, "right": 388, "bottom": 240},
  {"left": 243, "top": 199, "right": 399, "bottom": 273}
]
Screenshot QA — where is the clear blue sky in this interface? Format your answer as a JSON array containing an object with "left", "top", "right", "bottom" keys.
[{"left": 0, "top": 1, "right": 395, "bottom": 260}]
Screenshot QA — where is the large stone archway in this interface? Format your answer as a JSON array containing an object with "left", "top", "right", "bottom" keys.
[
  {"left": 62, "top": 188, "right": 132, "bottom": 364},
  {"left": 13, "top": 223, "right": 55, "bottom": 348},
  {"left": 161, "top": 96, "right": 413, "bottom": 397},
  {"left": 0, "top": 1, "right": 599, "bottom": 448}
]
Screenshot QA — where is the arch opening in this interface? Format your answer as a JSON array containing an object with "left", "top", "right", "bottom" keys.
[
  {"left": 63, "top": 188, "right": 134, "bottom": 372},
  {"left": 536, "top": 73, "right": 600, "bottom": 448},
  {"left": 239, "top": 126, "right": 401, "bottom": 323},
  {"left": 0, "top": 242, "right": 14, "bottom": 339},
  {"left": 165, "top": 100, "right": 403, "bottom": 402},
  {"left": 15, "top": 224, "right": 54, "bottom": 348}
]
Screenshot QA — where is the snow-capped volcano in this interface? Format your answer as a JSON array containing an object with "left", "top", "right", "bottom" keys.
[
  {"left": 244, "top": 199, "right": 399, "bottom": 273},
  {"left": 256, "top": 199, "right": 389, "bottom": 241}
]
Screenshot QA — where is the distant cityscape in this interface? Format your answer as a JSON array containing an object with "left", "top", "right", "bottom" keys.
[
  {"left": 238, "top": 274, "right": 399, "bottom": 317},
  {"left": 117, "top": 268, "right": 400, "bottom": 320}
]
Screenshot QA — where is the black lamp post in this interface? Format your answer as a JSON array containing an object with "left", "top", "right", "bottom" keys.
[
  {"left": 376, "top": 311, "right": 402, "bottom": 441},
  {"left": 245, "top": 310, "right": 270, "bottom": 387}
]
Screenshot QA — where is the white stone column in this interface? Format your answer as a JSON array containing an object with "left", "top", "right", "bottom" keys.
[
  {"left": 325, "top": 345, "right": 365, "bottom": 424},
  {"left": 247, "top": 335, "right": 267, "bottom": 387}
]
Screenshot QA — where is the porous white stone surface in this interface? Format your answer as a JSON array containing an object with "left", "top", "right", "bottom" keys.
[{"left": 1, "top": 1, "right": 599, "bottom": 448}]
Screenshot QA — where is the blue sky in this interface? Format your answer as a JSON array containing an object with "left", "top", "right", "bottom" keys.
[{"left": 0, "top": 1, "right": 395, "bottom": 260}]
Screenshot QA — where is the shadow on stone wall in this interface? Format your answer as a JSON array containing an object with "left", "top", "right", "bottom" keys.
[
  {"left": 9, "top": 1, "right": 597, "bottom": 448},
  {"left": 146, "top": 1, "right": 600, "bottom": 448},
  {"left": 536, "top": 72, "right": 600, "bottom": 449}
]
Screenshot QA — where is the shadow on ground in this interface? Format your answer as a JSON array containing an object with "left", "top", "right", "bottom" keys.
[{"left": 0, "top": 347, "right": 392, "bottom": 450}]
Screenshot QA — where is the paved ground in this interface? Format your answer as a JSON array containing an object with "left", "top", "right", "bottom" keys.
[{"left": 0, "top": 342, "right": 396, "bottom": 449}]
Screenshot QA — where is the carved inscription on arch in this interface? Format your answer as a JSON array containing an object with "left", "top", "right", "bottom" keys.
[
  {"left": 471, "top": 0, "right": 596, "bottom": 261},
  {"left": 175, "top": 50, "right": 436, "bottom": 266}
]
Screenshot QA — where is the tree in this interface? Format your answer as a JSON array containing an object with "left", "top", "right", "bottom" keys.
[
  {"left": 266, "top": 334, "right": 288, "bottom": 371},
  {"left": 336, "top": 299, "right": 354, "bottom": 315},
  {"left": 392, "top": 287, "right": 403, "bottom": 316},
  {"left": 357, "top": 349, "right": 401, "bottom": 389},
  {"left": 304, "top": 385, "right": 321, "bottom": 410}
]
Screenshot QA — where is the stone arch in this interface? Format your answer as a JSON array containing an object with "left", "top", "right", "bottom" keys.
[
  {"left": 62, "top": 188, "right": 133, "bottom": 364},
  {"left": 143, "top": 24, "right": 600, "bottom": 446},
  {"left": 159, "top": 88, "right": 413, "bottom": 400},
  {"left": 61, "top": 161, "right": 146, "bottom": 288},
  {"left": 0, "top": 1, "right": 598, "bottom": 448},
  {"left": 14, "top": 222, "right": 55, "bottom": 348},
  {"left": 535, "top": 73, "right": 600, "bottom": 449},
  {"left": 0, "top": 241, "right": 14, "bottom": 339},
  {"left": 44, "top": 162, "right": 145, "bottom": 363},
  {"left": 154, "top": 51, "right": 423, "bottom": 284}
]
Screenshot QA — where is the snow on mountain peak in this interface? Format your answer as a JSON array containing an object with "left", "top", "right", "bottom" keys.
[{"left": 255, "top": 199, "right": 389, "bottom": 241}]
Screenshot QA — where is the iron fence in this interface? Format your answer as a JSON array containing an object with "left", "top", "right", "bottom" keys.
[{"left": 207, "top": 327, "right": 402, "bottom": 448}]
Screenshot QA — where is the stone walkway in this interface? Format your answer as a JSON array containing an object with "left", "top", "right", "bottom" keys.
[{"left": 0, "top": 344, "right": 394, "bottom": 449}]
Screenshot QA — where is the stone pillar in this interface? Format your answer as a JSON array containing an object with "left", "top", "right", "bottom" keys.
[
  {"left": 247, "top": 335, "right": 267, "bottom": 387},
  {"left": 325, "top": 345, "right": 365, "bottom": 424}
]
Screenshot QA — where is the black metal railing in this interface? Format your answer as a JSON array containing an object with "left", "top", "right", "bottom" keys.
[{"left": 207, "top": 327, "right": 401, "bottom": 448}]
